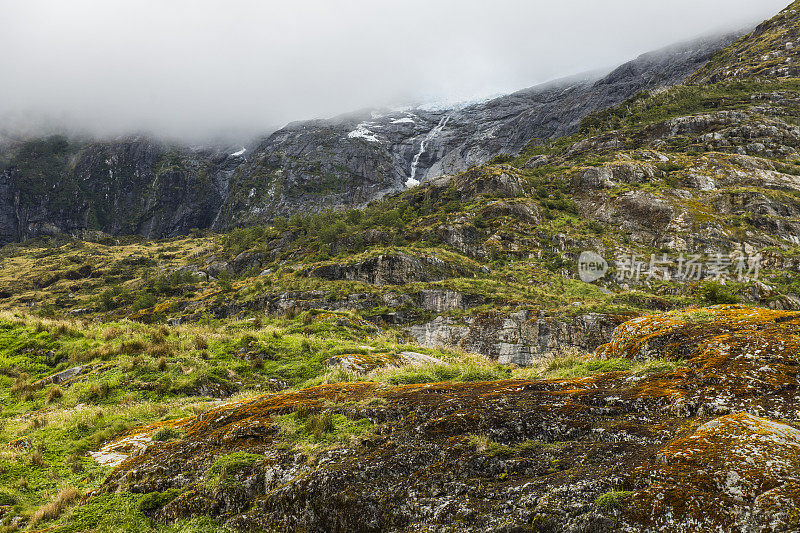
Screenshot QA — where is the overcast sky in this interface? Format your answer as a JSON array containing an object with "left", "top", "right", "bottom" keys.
[{"left": 0, "top": 0, "right": 790, "bottom": 143}]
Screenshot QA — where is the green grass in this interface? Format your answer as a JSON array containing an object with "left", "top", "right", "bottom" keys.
[
  {"left": 205, "top": 452, "right": 263, "bottom": 490},
  {"left": 56, "top": 492, "right": 234, "bottom": 532},
  {"left": 306, "top": 349, "right": 684, "bottom": 388},
  {"left": 274, "top": 410, "right": 373, "bottom": 454}
]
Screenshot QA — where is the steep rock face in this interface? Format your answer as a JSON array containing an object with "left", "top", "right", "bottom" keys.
[
  {"left": 409, "top": 311, "right": 622, "bottom": 365},
  {"left": 0, "top": 139, "right": 232, "bottom": 243},
  {"left": 0, "top": 169, "right": 19, "bottom": 243},
  {"left": 248, "top": 32, "right": 740, "bottom": 194},
  {"left": 210, "top": 125, "right": 402, "bottom": 231},
  {"left": 93, "top": 306, "right": 800, "bottom": 532}
]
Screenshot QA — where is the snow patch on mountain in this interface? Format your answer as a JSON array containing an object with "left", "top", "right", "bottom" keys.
[{"left": 347, "top": 123, "right": 381, "bottom": 144}]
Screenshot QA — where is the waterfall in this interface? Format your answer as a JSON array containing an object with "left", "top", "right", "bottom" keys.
[{"left": 406, "top": 114, "right": 451, "bottom": 188}]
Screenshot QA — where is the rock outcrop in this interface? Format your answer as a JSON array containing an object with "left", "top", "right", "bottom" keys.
[
  {"left": 93, "top": 305, "right": 800, "bottom": 532},
  {"left": 410, "top": 311, "right": 622, "bottom": 365},
  {"left": 309, "top": 253, "right": 473, "bottom": 286}
]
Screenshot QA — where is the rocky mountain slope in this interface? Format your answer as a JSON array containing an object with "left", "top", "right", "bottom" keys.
[
  {"left": 0, "top": 33, "right": 738, "bottom": 246},
  {"left": 690, "top": 0, "right": 800, "bottom": 83}
]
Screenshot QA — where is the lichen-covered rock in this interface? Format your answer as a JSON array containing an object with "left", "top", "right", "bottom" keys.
[
  {"left": 410, "top": 311, "right": 623, "bottom": 365},
  {"left": 625, "top": 413, "right": 800, "bottom": 532},
  {"left": 88, "top": 306, "right": 800, "bottom": 532}
]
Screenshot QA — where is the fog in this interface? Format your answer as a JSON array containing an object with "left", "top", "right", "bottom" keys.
[{"left": 0, "top": 0, "right": 789, "bottom": 143}]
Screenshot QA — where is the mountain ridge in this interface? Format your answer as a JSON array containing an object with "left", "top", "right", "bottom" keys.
[{"left": 0, "top": 31, "right": 741, "bottom": 245}]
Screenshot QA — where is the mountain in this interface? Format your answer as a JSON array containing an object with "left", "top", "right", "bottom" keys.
[
  {"left": 258, "top": 32, "right": 741, "bottom": 192},
  {"left": 689, "top": 0, "right": 800, "bottom": 83},
  {"left": 7, "top": 3, "right": 800, "bottom": 532},
  {"left": 0, "top": 32, "right": 739, "bottom": 245}
]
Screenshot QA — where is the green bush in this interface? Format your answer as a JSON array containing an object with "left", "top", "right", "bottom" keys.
[
  {"left": 595, "top": 490, "right": 633, "bottom": 509},
  {"left": 0, "top": 488, "right": 19, "bottom": 506},
  {"left": 138, "top": 488, "right": 182, "bottom": 512},
  {"left": 488, "top": 153, "right": 515, "bottom": 165},
  {"left": 206, "top": 452, "right": 263, "bottom": 490},
  {"left": 698, "top": 281, "right": 740, "bottom": 305}
]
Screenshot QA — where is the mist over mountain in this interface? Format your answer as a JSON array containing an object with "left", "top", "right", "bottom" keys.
[
  {"left": 0, "top": 31, "right": 742, "bottom": 244},
  {"left": 0, "top": 0, "right": 787, "bottom": 143}
]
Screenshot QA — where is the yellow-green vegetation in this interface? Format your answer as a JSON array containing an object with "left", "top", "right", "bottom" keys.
[
  {"left": 689, "top": 0, "right": 800, "bottom": 83},
  {"left": 151, "top": 427, "right": 186, "bottom": 442},
  {"left": 595, "top": 490, "right": 634, "bottom": 509},
  {"left": 468, "top": 434, "right": 553, "bottom": 457},
  {"left": 580, "top": 79, "right": 800, "bottom": 135},
  {"left": 305, "top": 349, "right": 684, "bottom": 388},
  {"left": 273, "top": 409, "right": 373, "bottom": 455}
]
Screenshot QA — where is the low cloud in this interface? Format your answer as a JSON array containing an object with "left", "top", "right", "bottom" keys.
[{"left": 0, "top": 0, "right": 788, "bottom": 143}]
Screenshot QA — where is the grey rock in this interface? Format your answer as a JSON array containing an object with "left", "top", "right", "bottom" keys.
[
  {"left": 206, "top": 261, "right": 231, "bottom": 278},
  {"left": 409, "top": 312, "right": 620, "bottom": 365},
  {"left": 309, "top": 253, "right": 471, "bottom": 286}
]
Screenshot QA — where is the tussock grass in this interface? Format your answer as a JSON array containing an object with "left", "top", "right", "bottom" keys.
[
  {"left": 29, "top": 486, "right": 82, "bottom": 525},
  {"left": 152, "top": 426, "right": 186, "bottom": 442}
]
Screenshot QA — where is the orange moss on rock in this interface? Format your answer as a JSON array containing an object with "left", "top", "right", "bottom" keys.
[
  {"left": 88, "top": 306, "right": 800, "bottom": 531},
  {"left": 626, "top": 413, "right": 800, "bottom": 531}
]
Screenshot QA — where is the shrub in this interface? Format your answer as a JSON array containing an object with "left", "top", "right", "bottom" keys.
[
  {"left": 80, "top": 381, "right": 113, "bottom": 403},
  {"left": 193, "top": 335, "right": 209, "bottom": 350},
  {"left": 0, "top": 489, "right": 19, "bottom": 506},
  {"left": 11, "top": 373, "right": 37, "bottom": 401},
  {"left": 46, "top": 386, "right": 63, "bottom": 403},
  {"left": 99, "top": 286, "right": 130, "bottom": 311},
  {"left": 150, "top": 328, "right": 167, "bottom": 345},
  {"left": 595, "top": 490, "right": 633, "bottom": 509},
  {"left": 685, "top": 309, "right": 716, "bottom": 323},
  {"left": 697, "top": 281, "right": 740, "bottom": 305},
  {"left": 488, "top": 153, "right": 515, "bottom": 165},
  {"left": 30, "top": 451, "right": 45, "bottom": 467},
  {"left": 132, "top": 293, "right": 157, "bottom": 311},
  {"left": 305, "top": 412, "right": 335, "bottom": 440},
  {"left": 217, "top": 271, "right": 233, "bottom": 292}
]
